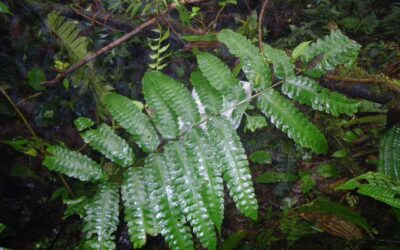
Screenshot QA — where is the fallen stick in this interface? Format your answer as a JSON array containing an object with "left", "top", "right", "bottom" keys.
[{"left": 42, "top": 0, "right": 208, "bottom": 87}]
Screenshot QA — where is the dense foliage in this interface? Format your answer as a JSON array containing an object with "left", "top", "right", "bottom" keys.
[{"left": 0, "top": 0, "right": 399, "bottom": 249}]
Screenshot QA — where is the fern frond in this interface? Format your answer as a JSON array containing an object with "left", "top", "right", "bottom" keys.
[
  {"left": 142, "top": 74, "right": 178, "bottom": 139},
  {"left": 217, "top": 29, "right": 272, "bottom": 91},
  {"left": 190, "top": 70, "right": 223, "bottom": 115},
  {"left": 302, "top": 30, "right": 361, "bottom": 77},
  {"left": 143, "top": 71, "right": 200, "bottom": 138},
  {"left": 262, "top": 44, "right": 296, "bottom": 80},
  {"left": 146, "top": 154, "right": 194, "bottom": 250},
  {"left": 81, "top": 123, "right": 135, "bottom": 168},
  {"left": 47, "top": 11, "right": 89, "bottom": 62},
  {"left": 148, "top": 26, "right": 171, "bottom": 71},
  {"left": 282, "top": 76, "right": 360, "bottom": 116},
  {"left": 207, "top": 117, "right": 258, "bottom": 220},
  {"left": 164, "top": 142, "right": 217, "bottom": 250},
  {"left": 196, "top": 52, "right": 238, "bottom": 92},
  {"left": 43, "top": 145, "right": 107, "bottom": 182},
  {"left": 74, "top": 117, "right": 95, "bottom": 131},
  {"left": 121, "top": 167, "right": 159, "bottom": 249},
  {"left": 82, "top": 183, "right": 120, "bottom": 250},
  {"left": 337, "top": 172, "right": 400, "bottom": 209},
  {"left": 379, "top": 126, "right": 400, "bottom": 181},
  {"left": 196, "top": 52, "right": 249, "bottom": 127},
  {"left": 184, "top": 128, "right": 224, "bottom": 232},
  {"left": 257, "top": 90, "right": 328, "bottom": 154},
  {"left": 104, "top": 93, "right": 159, "bottom": 152}
]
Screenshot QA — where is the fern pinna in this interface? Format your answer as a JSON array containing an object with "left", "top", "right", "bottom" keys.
[{"left": 42, "top": 28, "right": 373, "bottom": 249}]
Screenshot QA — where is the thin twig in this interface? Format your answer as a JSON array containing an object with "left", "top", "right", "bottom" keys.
[
  {"left": 0, "top": 86, "right": 38, "bottom": 138},
  {"left": 71, "top": 6, "right": 120, "bottom": 32},
  {"left": 258, "top": 0, "right": 270, "bottom": 53},
  {"left": 16, "top": 92, "right": 42, "bottom": 106},
  {"left": 42, "top": 0, "right": 208, "bottom": 87},
  {"left": 0, "top": 86, "right": 76, "bottom": 198},
  {"left": 326, "top": 74, "right": 375, "bottom": 83}
]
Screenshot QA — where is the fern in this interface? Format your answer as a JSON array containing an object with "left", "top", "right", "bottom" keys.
[
  {"left": 47, "top": 11, "right": 88, "bottom": 63},
  {"left": 262, "top": 44, "right": 296, "bottom": 80},
  {"left": 190, "top": 70, "right": 223, "bottom": 115},
  {"left": 217, "top": 29, "right": 272, "bottom": 91},
  {"left": 148, "top": 25, "right": 172, "bottom": 71},
  {"left": 121, "top": 167, "right": 159, "bottom": 248},
  {"left": 146, "top": 154, "right": 195, "bottom": 250},
  {"left": 262, "top": 44, "right": 363, "bottom": 116},
  {"left": 337, "top": 172, "right": 400, "bottom": 209},
  {"left": 81, "top": 123, "right": 135, "bottom": 168},
  {"left": 164, "top": 142, "right": 217, "bottom": 250},
  {"left": 301, "top": 30, "right": 361, "bottom": 78},
  {"left": 184, "top": 128, "right": 224, "bottom": 232},
  {"left": 196, "top": 52, "right": 238, "bottom": 92},
  {"left": 43, "top": 145, "right": 107, "bottom": 182},
  {"left": 207, "top": 117, "right": 259, "bottom": 220},
  {"left": 40, "top": 28, "right": 374, "bottom": 249},
  {"left": 143, "top": 70, "right": 200, "bottom": 138},
  {"left": 282, "top": 76, "right": 360, "bottom": 116},
  {"left": 82, "top": 183, "right": 120, "bottom": 249},
  {"left": 104, "top": 93, "right": 159, "bottom": 152},
  {"left": 379, "top": 125, "right": 400, "bottom": 181},
  {"left": 257, "top": 90, "right": 328, "bottom": 154},
  {"left": 196, "top": 52, "right": 249, "bottom": 128}
]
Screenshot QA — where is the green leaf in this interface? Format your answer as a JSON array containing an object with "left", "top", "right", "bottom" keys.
[
  {"left": 299, "top": 171, "right": 315, "bottom": 194},
  {"left": 245, "top": 115, "right": 268, "bottom": 132},
  {"left": 302, "top": 30, "right": 361, "bottom": 78},
  {"left": 282, "top": 76, "right": 360, "bottom": 116},
  {"left": 256, "top": 172, "right": 298, "bottom": 184},
  {"left": 263, "top": 44, "right": 296, "bottom": 80},
  {"left": 181, "top": 34, "right": 217, "bottom": 42},
  {"left": 27, "top": 68, "right": 47, "bottom": 91},
  {"left": 0, "top": 2, "right": 12, "bottom": 15},
  {"left": 104, "top": 93, "right": 160, "bottom": 152},
  {"left": 190, "top": 70, "right": 223, "bottom": 115},
  {"left": 332, "top": 149, "right": 347, "bottom": 158},
  {"left": 143, "top": 71, "right": 200, "bottom": 138},
  {"left": 164, "top": 142, "right": 217, "bottom": 250},
  {"left": 82, "top": 183, "right": 120, "bottom": 250},
  {"left": 146, "top": 154, "right": 194, "bottom": 250},
  {"left": 249, "top": 150, "right": 272, "bottom": 164},
  {"left": 379, "top": 125, "right": 400, "bottom": 181},
  {"left": 257, "top": 90, "right": 328, "bottom": 154},
  {"left": 43, "top": 145, "right": 107, "bottom": 182},
  {"left": 74, "top": 117, "right": 95, "bottom": 131},
  {"left": 337, "top": 172, "right": 400, "bottom": 209},
  {"left": 291, "top": 41, "right": 311, "bottom": 60},
  {"left": 0, "top": 223, "right": 6, "bottom": 234},
  {"left": 184, "top": 128, "right": 224, "bottom": 233},
  {"left": 218, "top": 29, "right": 272, "bottom": 91},
  {"left": 207, "top": 117, "right": 258, "bottom": 220},
  {"left": 81, "top": 123, "right": 135, "bottom": 168},
  {"left": 121, "top": 167, "right": 159, "bottom": 248},
  {"left": 196, "top": 52, "right": 238, "bottom": 92},
  {"left": 64, "top": 196, "right": 89, "bottom": 219},
  {"left": 47, "top": 11, "right": 89, "bottom": 62},
  {"left": 317, "top": 163, "right": 339, "bottom": 178}
]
